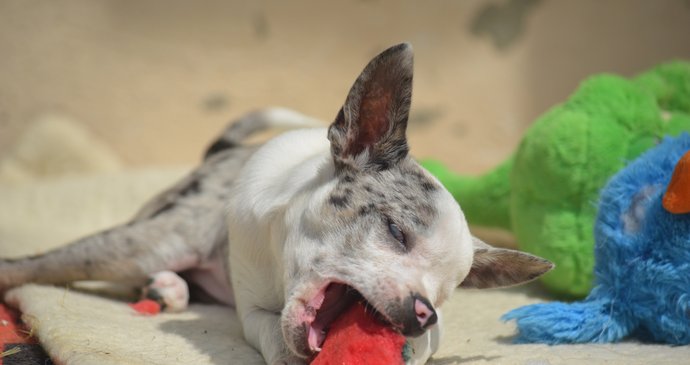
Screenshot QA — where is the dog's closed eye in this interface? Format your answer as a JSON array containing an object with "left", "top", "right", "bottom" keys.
[{"left": 387, "top": 220, "right": 407, "bottom": 249}]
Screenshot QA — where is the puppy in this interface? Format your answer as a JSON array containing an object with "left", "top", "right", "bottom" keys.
[{"left": 0, "top": 43, "right": 553, "bottom": 364}]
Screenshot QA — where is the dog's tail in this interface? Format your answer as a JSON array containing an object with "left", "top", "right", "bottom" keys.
[
  {"left": 501, "top": 295, "right": 634, "bottom": 344},
  {"left": 204, "top": 107, "right": 324, "bottom": 159}
]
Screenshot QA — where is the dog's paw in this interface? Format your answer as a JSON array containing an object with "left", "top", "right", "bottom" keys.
[{"left": 141, "top": 271, "right": 189, "bottom": 312}]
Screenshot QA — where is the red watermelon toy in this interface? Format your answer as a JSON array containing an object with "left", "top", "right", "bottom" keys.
[{"left": 311, "top": 301, "right": 408, "bottom": 365}]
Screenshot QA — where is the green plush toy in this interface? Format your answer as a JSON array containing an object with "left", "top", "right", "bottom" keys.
[{"left": 422, "top": 61, "right": 690, "bottom": 298}]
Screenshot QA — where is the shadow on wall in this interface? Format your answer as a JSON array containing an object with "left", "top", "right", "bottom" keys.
[
  {"left": 470, "top": 0, "right": 542, "bottom": 51},
  {"left": 469, "top": 0, "right": 690, "bottom": 123}
]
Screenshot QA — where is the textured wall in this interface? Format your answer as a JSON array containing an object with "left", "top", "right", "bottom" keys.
[{"left": 1, "top": 0, "right": 689, "bottom": 172}]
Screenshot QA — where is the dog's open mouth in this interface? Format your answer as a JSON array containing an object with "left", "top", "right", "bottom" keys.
[{"left": 303, "top": 282, "right": 389, "bottom": 353}]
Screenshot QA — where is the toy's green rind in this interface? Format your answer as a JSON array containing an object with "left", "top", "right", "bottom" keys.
[
  {"left": 420, "top": 158, "right": 513, "bottom": 230},
  {"left": 401, "top": 341, "right": 413, "bottom": 362},
  {"left": 423, "top": 61, "right": 690, "bottom": 298}
]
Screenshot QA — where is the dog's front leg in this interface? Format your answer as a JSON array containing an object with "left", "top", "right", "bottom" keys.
[{"left": 241, "top": 307, "right": 305, "bottom": 365}]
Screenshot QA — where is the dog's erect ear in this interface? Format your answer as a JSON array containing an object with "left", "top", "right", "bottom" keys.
[
  {"left": 459, "top": 237, "right": 554, "bottom": 289},
  {"left": 328, "top": 43, "right": 413, "bottom": 172}
]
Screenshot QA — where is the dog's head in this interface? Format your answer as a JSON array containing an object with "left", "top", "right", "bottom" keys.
[{"left": 281, "top": 43, "right": 553, "bottom": 358}]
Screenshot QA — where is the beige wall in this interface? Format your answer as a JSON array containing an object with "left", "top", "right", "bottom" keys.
[{"left": 1, "top": 0, "right": 689, "bottom": 172}]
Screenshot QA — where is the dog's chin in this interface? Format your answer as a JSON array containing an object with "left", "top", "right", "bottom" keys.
[{"left": 283, "top": 281, "right": 393, "bottom": 358}]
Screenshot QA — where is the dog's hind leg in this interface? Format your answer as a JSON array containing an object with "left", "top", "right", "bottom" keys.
[
  {"left": 142, "top": 270, "right": 190, "bottom": 312},
  {"left": 0, "top": 206, "right": 227, "bottom": 292}
]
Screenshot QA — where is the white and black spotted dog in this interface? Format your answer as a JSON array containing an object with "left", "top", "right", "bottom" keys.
[{"left": 0, "top": 44, "right": 553, "bottom": 364}]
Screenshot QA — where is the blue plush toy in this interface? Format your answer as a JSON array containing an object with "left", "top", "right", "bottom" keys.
[{"left": 502, "top": 133, "right": 690, "bottom": 345}]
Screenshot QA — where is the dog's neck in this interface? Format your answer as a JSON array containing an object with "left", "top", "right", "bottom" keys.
[{"left": 227, "top": 127, "right": 338, "bottom": 307}]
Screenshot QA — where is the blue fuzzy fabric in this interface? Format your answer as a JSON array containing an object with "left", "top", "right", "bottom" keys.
[{"left": 502, "top": 134, "right": 690, "bottom": 345}]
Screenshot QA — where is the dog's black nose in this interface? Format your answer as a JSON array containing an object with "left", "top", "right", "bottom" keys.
[{"left": 401, "top": 293, "right": 438, "bottom": 337}]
